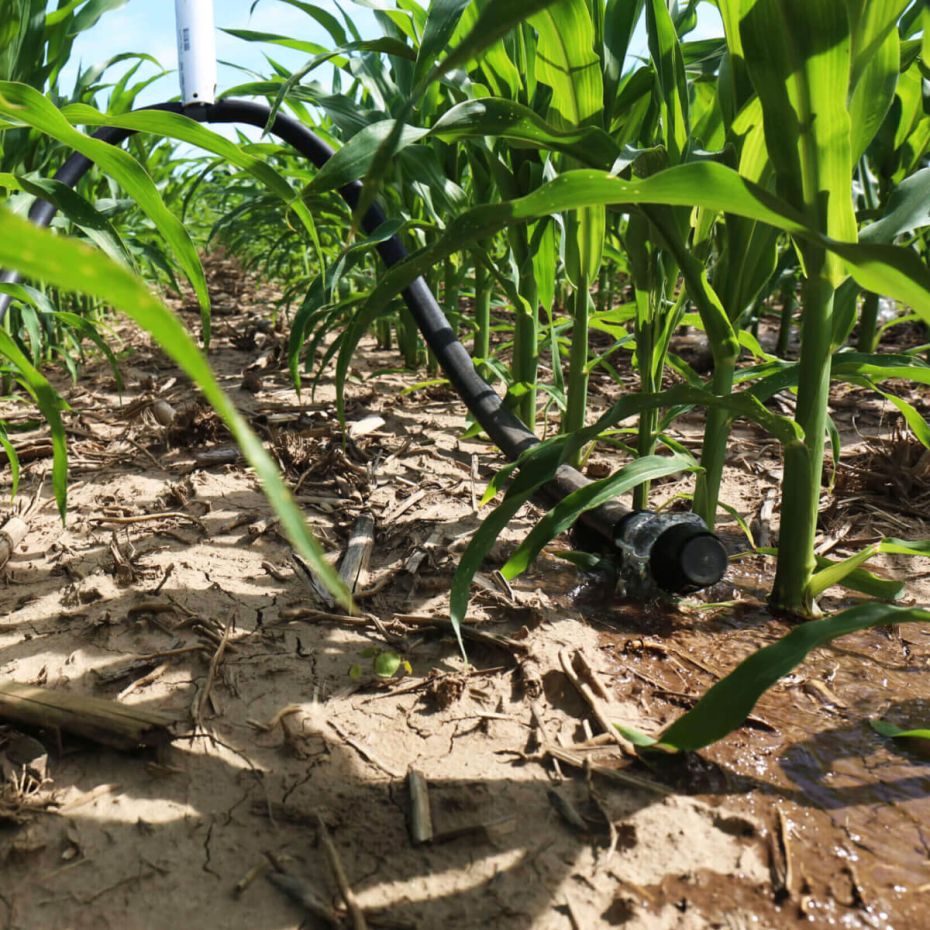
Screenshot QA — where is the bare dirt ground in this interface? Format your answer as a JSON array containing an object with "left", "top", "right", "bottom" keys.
[{"left": 1, "top": 256, "right": 929, "bottom": 930}]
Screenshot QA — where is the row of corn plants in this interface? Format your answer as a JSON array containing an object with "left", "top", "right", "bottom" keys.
[{"left": 226, "top": 0, "right": 930, "bottom": 616}]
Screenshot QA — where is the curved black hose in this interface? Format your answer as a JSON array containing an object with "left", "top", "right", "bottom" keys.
[{"left": 0, "top": 99, "right": 727, "bottom": 593}]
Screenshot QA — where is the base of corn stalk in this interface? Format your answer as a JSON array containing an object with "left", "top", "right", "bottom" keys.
[
  {"left": 770, "top": 268, "right": 835, "bottom": 619},
  {"left": 563, "top": 279, "right": 591, "bottom": 464}
]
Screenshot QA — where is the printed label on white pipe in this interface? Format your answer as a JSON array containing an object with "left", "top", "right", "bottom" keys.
[{"left": 175, "top": 0, "right": 217, "bottom": 105}]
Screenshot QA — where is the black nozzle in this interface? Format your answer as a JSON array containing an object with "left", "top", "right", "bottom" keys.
[
  {"left": 650, "top": 521, "right": 728, "bottom": 593},
  {"left": 614, "top": 511, "right": 727, "bottom": 596}
]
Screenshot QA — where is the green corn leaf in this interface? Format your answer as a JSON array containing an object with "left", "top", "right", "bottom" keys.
[
  {"left": 737, "top": 0, "right": 857, "bottom": 282},
  {"left": 309, "top": 120, "right": 429, "bottom": 193},
  {"left": 808, "top": 544, "right": 881, "bottom": 599},
  {"left": 649, "top": 213, "right": 740, "bottom": 360},
  {"left": 714, "top": 212, "right": 779, "bottom": 328},
  {"left": 256, "top": 37, "right": 417, "bottom": 130},
  {"left": 12, "top": 174, "right": 130, "bottom": 266},
  {"left": 415, "top": 0, "right": 471, "bottom": 87},
  {"left": 826, "top": 566, "right": 904, "bottom": 601},
  {"left": 0, "top": 282, "right": 124, "bottom": 391},
  {"left": 529, "top": 0, "right": 604, "bottom": 288},
  {"left": 531, "top": 216, "right": 558, "bottom": 318},
  {"left": 751, "top": 546, "right": 906, "bottom": 600},
  {"left": 0, "top": 422, "right": 19, "bottom": 500},
  {"left": 832, "top": 351, "right": 930, "bottom": 384},
  {"left": 838, "top": 368, "right": 930, "bottom": 448},
  {"left": 253, "top": 0, "right": 349, "bottom": 46},
  {"left": 848, "top": 2, "right": 905, "bottom": 161},
  {"left": 435, "top": 99, "right": 619, "bottom": 167},
  {"left": 716, "top": 0, "right": 749, "bottom": 119},
  {"left": 53, "top": 309, "right": 124, "bottom": 391},
  {"left": 847, "top": 0, "right": 909, "bottom": 89},
  {"left": 870, "top": 719, "right": 930, "bottom": 744},
  {"left": 869, "top": 383, "right": 930, "bottom": 448},
  {"left": 501, "top": 453, "right": 697, "bottom": 580},
  {"left": 830, "top": 159, "right": 925, "bottom": 340},
  {"left": 0, "top": 206, "right": 348, "bottom": 607},
  {"left": 804, "top": 534, "right": 930, "bottom": 598},
  {"left": 589, "top": 384, "right": 802, "bottom": 454},
  {"left": 603, "top": 0, "right": 645, "bottom": 124},
  {"left": 288, "top": 275, "right": 329, "bottom": 394},
  {"left": 309, "top": 100, "right": 621, "bottom": 195},
  {"left": 352, "top": 0, "right": 560, "bottom": 233},
  {"left": 539, "top": 0, "right": 605, "bottom": 290},
  {"left": 878, "top": 538, "right": 930, "bottom": 557},
  {"left": 449, "top": 482, "right": 536, "bottom": 652},
  {"left": 645, "top": 0, "right": 690, "bottom": 162},
  {"left": 0, "top": 82, "right": 210, "bottom": 342},
  {"left": 530, "top": 0, "right": 602, "bottom": 129},
  {"left": 748, "top": 351, "right": 930, "bottom": 409},
  {"left": 450, "top": 438, "right": 575, "bottom": 655},
  {"left": 17, "top": 301, "right": 43, "bottom": 367},
  {"left": 439, "top": 384, "right": 797, "bottom": 522},
  {"left": 449, "top": 1, "right": 521, "bottom": 98},
  {"left": 860, "top": 166, "right": 930, "bottom": 244},
  {"left": 66, "top": 0, "right": 126, "bottom": 34},
  {"left": 716, "top": 499, "right": 757, "bottom": 548},
  {"left": 44, "top": 0, "right": 87, "bottom": 28},
  {"left": 73, "top": 51, "right": 164, "bottom": 101},
  {"left": 427, "top": 0, "right": 560, "bottom": 86},
  {"left": 39, "top": 0, "right": 127, "bottom": 92},
  {"left": 878, "top": 312, "right": 921, "bottom": 339},
  {"left": 657, "top": 603, "right": 930, "bottom": 751},
  {"left": 288, "top": 220, "right": 400, "bottom": 393},
  {"left": 0, "top": 326, "right": 68, "bottom": 517},
  {"left": 221, "top": 28, "right": 339, "bottom": 58},
  {"left": 553, "top": 549, "right": 611, "bottom": 572}
]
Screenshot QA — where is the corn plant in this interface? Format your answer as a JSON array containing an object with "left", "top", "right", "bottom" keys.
[
  {"left": 7, "top": 0, "right": 930, "bottom": 619},
  {"left": 720, "top": 0, "right": 923, "bottom": 613}
]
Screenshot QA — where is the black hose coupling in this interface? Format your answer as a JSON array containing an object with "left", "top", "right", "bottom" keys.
[{"left": 613, "top": 511, "right": 728, "bottom": 597}]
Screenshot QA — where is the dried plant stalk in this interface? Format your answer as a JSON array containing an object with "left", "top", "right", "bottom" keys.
[
  {"left": 0, "top": 682, "right": 177, "bottom": 750},
  {"left": 339, "top": 513, "right": 375, "bottom": 596},
  {"left": 0, "top": 516, "right": 28, "bottom": 570}
]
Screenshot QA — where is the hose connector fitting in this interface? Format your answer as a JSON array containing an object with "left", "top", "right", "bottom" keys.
[{"left": 613, "top": 511, "right": 727, "bottom": 597}]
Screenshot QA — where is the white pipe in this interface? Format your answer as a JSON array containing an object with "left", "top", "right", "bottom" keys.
[{"left": 174, "top": 0, "right": 217, "bottom": 106}]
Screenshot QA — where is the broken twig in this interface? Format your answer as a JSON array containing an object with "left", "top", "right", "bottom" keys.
[
  {"left": 317, "top": 815, "right": 368, "bottom": 930},
  {"left": 195, "top": 618, "right": 233, "bottom": 726},
  {"left": 407, "top": 768, "right": 433, "bottom": 846}
]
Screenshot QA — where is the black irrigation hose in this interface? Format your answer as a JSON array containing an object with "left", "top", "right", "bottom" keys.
[{"left": 0, "top": 98, "right": 727, "bottom": 594}]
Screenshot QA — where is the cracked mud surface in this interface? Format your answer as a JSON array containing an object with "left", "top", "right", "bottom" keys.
[{"left": 1, "top": 257, "right": 929, "bottom": 929}]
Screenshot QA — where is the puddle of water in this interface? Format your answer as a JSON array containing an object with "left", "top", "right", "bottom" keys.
[{"left": 537, "top": 557, "right": 930, "bottom": 927}]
